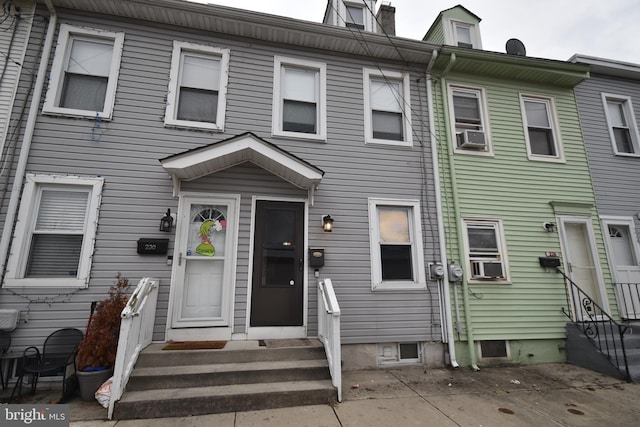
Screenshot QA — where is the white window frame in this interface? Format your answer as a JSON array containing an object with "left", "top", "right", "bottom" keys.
[
  {"left": 602, "top": 93, "right": 640, "bottom": 157},
  {"left": 4, "top": 174, "right": 104, "bottom": 288},
  {"left": 272, "top": 56, "right": 326, "bottom": 141},
  {"left": 368, "top": 198, "right": 426, "bottom": 290},
  {"left": 43, "top": 24, "right": 124, "bottom": 119},
  {"left": 165, "top": 41, "right": 230, "bottom": 131},
  {"left": 520, "top": 94, "right": 564, "bottom": 163},
  {"left": 444, "top": 19, "right": 482, "bottom": 49},
  {"left": 363, "top": 68, "right": 412, "bottom": 147},
  {"left": 448, "top": 83, "right": 492, "bottom": 156},
  {"left": 337, "top": 1, "right": 375, "bottom": 32},
  {"left": 462, "top": 218, "right": 510, "bottom": 284}
]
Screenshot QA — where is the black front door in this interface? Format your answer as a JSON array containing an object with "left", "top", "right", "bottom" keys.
[{"left": 250, "top": 200, "right": 304, "bottom": 326}]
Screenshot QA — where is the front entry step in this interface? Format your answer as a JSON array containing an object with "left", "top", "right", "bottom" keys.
[{"left": 113, "top": 339, "right": 336, "bottom": 420}]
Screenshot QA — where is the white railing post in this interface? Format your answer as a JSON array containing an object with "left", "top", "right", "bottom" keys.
[
  {"left": 108, "top": 277, "right": 159, "bottom": 419},
  {"left": 318, "top": 278, "right": 341, "bottom": 402}
]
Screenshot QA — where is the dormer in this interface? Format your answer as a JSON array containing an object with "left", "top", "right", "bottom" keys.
[
  {"left": 423, "top": 5, "right": 482, "bottom": 49},
  {"left": 324, "top": 0, "right": 378, "bottom": 32}
]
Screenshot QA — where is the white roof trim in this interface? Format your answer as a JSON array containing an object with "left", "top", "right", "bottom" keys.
[{"left": 160, "top": 133, "right": 323, "bottom": 197}]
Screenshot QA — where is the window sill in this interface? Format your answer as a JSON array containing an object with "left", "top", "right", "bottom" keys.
[
  {"left": 272, "top": 129, "right": 326, "bottom": 142},
  {"left": 613, "top": 152, "right": 640, "bottom": 158},
  {"left": 164, "top": 119, "right": 224, "bottom": 132},
  {"left": 42, "top": 106, "right": 112, "bottom": 120},
  {"left": 365, "top": 137, "right": 413, "bottom": 148},
  {"left": 453, "top": 148, "right": 494, "bottom": 157},
  {"left": 468, "top": 279, "right": 511, "bottom": 285},
  {"left": 527, "top": 155, "right": 566, "bottom": 164},
  {"left": 372, "top": 281, "right": 427, "bottom": 291},
  {"left": 3, "top": 278, "right": 88, "bottom": 288}
]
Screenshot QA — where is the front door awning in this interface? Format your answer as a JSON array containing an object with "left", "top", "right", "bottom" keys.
[{"left": 160, "top": 132, "right": 324, "bottom": 202}]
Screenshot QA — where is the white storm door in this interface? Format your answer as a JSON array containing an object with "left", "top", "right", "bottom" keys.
[
  {"left": 559, "top": 217, "right": 608, "bottom": 320},
  {"left": 172, "top": 195, "right": 238, "bottom": 328},
  {"left": 603, "top": 218, "right": 640, "bottom": 319}
]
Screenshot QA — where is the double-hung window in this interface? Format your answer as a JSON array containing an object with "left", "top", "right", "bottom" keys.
[
  {"left": 463, "top": 218, "right": 509, "bottom": 283},
  {"left": 368, "top": 199, "right": 426, "bottom": 290},
  {"left": 165, "top": 41, "right": 230, "bottom": 131},
  {"left": 449, "top": 85, "right": 490, "bottom": 153},
  {"left": 272, "top": 57, "right": 326, "bottom": 140},
  {"left": 520, "top": 95, "right": 563, "bottom": 161},
  {"left": 602, "top": 94, "right": 640, "bottom": 155},
  {"left": 454, "top": 23, "right": 473, "bottom": 48},
  {"left": 345, "top": 4, "right": 365, "bottom": 29},
  {"left": 364, "top": 68, "right": 412, "bottom": 146},
  {"left": 43, "top": 24, "right": 124, "bottom": 119},
  {"left": 4, "top": 175, "right": 104, "bottom": 288},
  {"left": 445, "top": 19, "right": 481, "bottom": 49}
]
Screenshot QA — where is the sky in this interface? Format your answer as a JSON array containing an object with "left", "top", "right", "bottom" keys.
[{"left": 189, "top": 0, "right": 640, "bottom": 64}]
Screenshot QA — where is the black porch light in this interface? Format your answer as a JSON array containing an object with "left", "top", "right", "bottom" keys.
[
  {"left": 322, "top": 215, "right": 334, "bottom": 232},
  {"left": 159, "top": 209, "right": 174, "bottom": 232}
]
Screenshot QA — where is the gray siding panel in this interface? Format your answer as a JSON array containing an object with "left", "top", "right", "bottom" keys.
[{"left": 0, "top": 7, "right": 441, "bottom": 349}]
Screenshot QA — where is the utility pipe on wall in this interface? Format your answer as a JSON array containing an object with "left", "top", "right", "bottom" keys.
[
  {"left": 438, "top": 52, "right": 480, "bottom": 371},
  {"left": 426, "top": 49, "right": 458, "bottom": 368},
  {"left": 0, "top": 0, "right": 57, "bottom": 280}
]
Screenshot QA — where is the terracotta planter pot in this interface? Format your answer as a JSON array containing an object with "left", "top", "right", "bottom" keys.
[{"left": 77, "top": 368, "right": 113, "bottom": 402}]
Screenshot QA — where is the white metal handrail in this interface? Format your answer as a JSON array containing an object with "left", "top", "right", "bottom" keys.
[
  {"left": 108, "top": 277, "right": 159, "bottom": 419},
  {"left": 317, "top": 278, "right": 341, "bottom": 402}
]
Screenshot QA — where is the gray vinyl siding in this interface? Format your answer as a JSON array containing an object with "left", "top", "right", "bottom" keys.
[
  {"left": 574, "top": 73, "right": 640, "bottom": 225},
  {"left": 0, "top": 7, "right": 441, "bottom": 349}
]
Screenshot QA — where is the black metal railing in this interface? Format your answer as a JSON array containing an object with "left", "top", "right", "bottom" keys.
[
  {"left": 614, "top": 283, "right": 640, "bottom": 320},
  {"left": 557, "top": 268, "right": 630, "bottom": 381}
]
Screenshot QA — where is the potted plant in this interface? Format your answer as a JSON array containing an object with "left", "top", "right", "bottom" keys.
[{"left": 76, "top": 274, "right": 130, "bottom": 401}]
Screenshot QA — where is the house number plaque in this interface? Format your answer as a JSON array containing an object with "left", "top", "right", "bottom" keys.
[{"left": 137, "top": 238, "right": 169, "bottom": 255}]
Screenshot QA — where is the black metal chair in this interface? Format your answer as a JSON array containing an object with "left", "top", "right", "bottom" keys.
[
  {"left": 11, "top": 328, "right": 83, "bottom": 402},
  {"left": 0, "top": 330, "right": 11, "bottom": 389}
]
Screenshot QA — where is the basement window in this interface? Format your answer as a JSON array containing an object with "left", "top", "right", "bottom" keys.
[
  {"left": 377, "top": 342, "right": 421, "bottom": 365},
  {"left": 478, "top": 340, "right": 510, "bottom": 360}
]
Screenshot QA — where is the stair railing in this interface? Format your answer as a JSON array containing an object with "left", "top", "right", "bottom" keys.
[
  {"left": 108, "top": 277, "right": 159, "bottom": 419},
  {"left": 557, "top": 268, "right": 630, "bottom": 380},
  {"left": 318, "top": 278, "right": 342, "bottom": 402},
  {"left": 614, "top": 282, "right": 640, "bottom": 320}
]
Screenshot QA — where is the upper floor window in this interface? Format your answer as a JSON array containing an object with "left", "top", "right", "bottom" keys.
[
  {"left": 462, "top": 218, "right": 510, "bottom": 284},
  {"left": 4, "top": 174, "right": 104, "bottom": 288},
  {"left": 368, "top": 198, "right": 426, "bottom": 290},
  {"left": 272, "top": 56, "right": 326, "bottom": 140},
  {"left": 345, "top": 4, "right": 365, "bottom": 29},
  {"left": 165, "top": 41, "right": 230, "bottom": 131},
  {"left": 449, "top": 84, "right": 491, "bottom": 154},
  {"left": 364, "top": 68, "right": 412, "bottom": 146},
  {"left": 445, "top": 19, "right": 481, "bottom": 49},
  {"left": 43, "top": 24, "right": 124, "bottom": 119},
  {"left": 602, "top": 94, "right": 640, "bottom": 156},
  {"left": 520, "top": 95, "right": 564, "bottom": 162}
]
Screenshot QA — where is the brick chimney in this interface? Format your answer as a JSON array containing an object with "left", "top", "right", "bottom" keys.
[{"left": 376, "top": 2, "right": 396, "bottom": 36}]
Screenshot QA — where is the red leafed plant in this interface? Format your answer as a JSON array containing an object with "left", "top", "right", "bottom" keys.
[{"left": 76, "top": 274, "right": 130, "bottom": 370}]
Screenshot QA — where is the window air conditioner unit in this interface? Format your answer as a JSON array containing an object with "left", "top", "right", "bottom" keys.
[
  {"left": 471, "top": 260, "right": 504, "bottom": 279},
  {"left": 460, "top": 130, "right": 486, "bottom": 149}
]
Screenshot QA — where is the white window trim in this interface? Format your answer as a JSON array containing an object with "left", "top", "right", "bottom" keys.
[
  {"left": 520, "top": 94, "right": 565, "bottom": 163},
  {"left": 461, "top": 217, "right": 511, "bottom": 284},
  {"left": 337, "top": 1, "right": 376, "bottom": 32},
  {"left": 272, "top": 56, "right": 327, "bottom": 141},
  {"left": 443, "top": 18, "right": 482, "bottom": 49},
  {"left": 42, "top": 24, "right": 124, "bottom": 120},
  {"left": 363, "top": 68, "right": 413, "bottom": 147},
  {"left": 165, "top": 41, "right": 230, "bottom": 131},
  {"left": 368, "top": 198, "right": 426, "bottom": 291},
  {"left": 448, "top": 83, "right": 493, "bottom": 156},
  {"left": 601, "top": 93, "right": 640, "bottom": 157},
  {"left": 4, "top": 174, "right": 104, "bottom": 288}
]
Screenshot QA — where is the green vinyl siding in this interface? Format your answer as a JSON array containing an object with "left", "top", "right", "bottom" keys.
[{"left": 434, "top": 72, "right": 615, "bottom": 343}]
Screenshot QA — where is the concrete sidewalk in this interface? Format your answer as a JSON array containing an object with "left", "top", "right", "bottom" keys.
[{"left": 14, "top": 363, "right": 640, "bottom": 426}]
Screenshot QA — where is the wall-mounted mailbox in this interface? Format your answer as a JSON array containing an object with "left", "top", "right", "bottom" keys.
[
  {"left": 137, "top": 238, "right": 169, "bottom": 255},
  {"left": 309, "top": 248, "right": 325, "bottom": 268},
  {"left": 539, "top": 257, "right": 561, "bottom": 268}
]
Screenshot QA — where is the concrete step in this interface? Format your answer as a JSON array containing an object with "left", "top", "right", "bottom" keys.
[
  {"left": 127, "top": 359, "right": 331, "bottom": 391},
  {"left": 136, "top": 342, "right": 326, "bottom": 367},
  {"left": 113, "top": 380, "right": 336, "bottom": 419}
]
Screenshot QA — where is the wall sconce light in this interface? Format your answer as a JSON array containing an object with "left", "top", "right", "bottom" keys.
[
  {"left": 322, "top": 215, "right": 334, "bottom": 232},
  {"left": 543, "top": 222, "right": 557, "bottom": 232},
  {"left": 160, "top": 209, "right": 174, "bottom": 232}
]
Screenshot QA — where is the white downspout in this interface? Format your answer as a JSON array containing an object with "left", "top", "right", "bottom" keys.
[
  {"left": 426, "top": 49, "right": 458, "bottom": 368},
  {"left": 0, "top": 0, "right": 57, "bottom": 279}
]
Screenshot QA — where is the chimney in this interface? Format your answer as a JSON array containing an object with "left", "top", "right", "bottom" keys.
[{"left": 376, "top": 2, "right": 395, "bottom": 36}]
